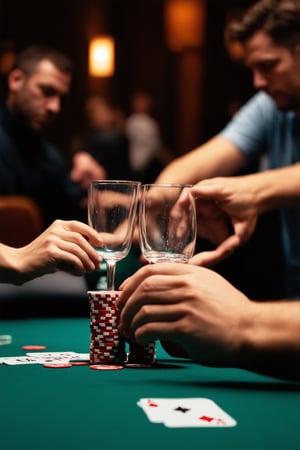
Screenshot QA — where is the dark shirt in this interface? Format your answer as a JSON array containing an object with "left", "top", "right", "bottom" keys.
[{"left": 0, "top": 106, "right": 85, "bottom": 228}]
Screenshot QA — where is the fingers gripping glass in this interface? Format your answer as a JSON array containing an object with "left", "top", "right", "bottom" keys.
[
  {"left": 88, "top": 180, "right": 141, "bottom": 290},
  {"left": 139, "top": 184, "right": 197, "bottom": 263}
]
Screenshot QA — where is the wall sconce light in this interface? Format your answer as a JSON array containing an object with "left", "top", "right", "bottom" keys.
[
  {"left": 165, "top": 0, "right": 206, "bottom": 52},
  {"left": 89, "top": 36, "right": 115, "bottom": 77},
  {"left": 0, "top": 40, "right": 16, "bottom": 75}
]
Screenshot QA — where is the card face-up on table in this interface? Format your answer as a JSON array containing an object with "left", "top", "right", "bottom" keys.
[
  {"left": 0, "top": 352, "right": 89, "bottom": 365},
  {"left": 138, "top": 398, "right": 237, "bottom": 428}
]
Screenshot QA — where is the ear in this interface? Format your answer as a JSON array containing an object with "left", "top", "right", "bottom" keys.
[{"left": 7, "top": 68, "right": 25, "bottom": 93}]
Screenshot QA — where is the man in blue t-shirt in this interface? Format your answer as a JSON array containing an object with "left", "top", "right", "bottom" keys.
[{"left": 155, "top": 0, "right": 300, "bottom": 298}]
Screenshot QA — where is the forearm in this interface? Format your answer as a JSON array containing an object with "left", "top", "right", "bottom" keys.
[
  {"left": 155, "top": 136, "right": 245, "bottom": 185},
  {"left": 248, "top": 164, "right": 300, "bottom": 214},
  {"left": 237, "top": 300, "right": 300, "bottom": 381},
  {"left": 0, "top": 244, "right": 23, "bottom": 285}
]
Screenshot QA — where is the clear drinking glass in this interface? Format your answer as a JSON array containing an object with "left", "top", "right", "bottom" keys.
[
  {"left": 88, "top": 180, "right": 141, "bottom": 290},
  {"left": 139, "top": 183, "right": 197, "bottom": 263}
]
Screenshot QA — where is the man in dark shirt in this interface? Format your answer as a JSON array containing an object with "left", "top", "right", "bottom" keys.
[{"left": 0, "top": 45, "right": 94, "bottom": 227}]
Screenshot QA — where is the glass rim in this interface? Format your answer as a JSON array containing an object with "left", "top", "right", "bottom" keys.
[
  {"left": 142, "top": 183, "right": 193, "bottom": 188},
  {"left": 90, "top": 180, "right": 142, "bottom": 185}
]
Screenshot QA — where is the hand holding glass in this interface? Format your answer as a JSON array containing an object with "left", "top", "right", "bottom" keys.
[
  {"left": 139, "top": 183, "right": 197, "bottom": 263},
  {"left": 88, "top": 180, "right": 140, "bottom": 290}
]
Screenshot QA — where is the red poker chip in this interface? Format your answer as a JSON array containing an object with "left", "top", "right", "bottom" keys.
[
  {"left": 90, "top": 329, "right": 117, "bottom": 334},
  {"left": 93, "top": 309, "right": 117, "bottom": 313},
  {"left": 43, "top": 363, "right": 72, "bottom": 368},
  {"left": 97, "top": 317, "right": 116, "bottom": 322},
  {"left": 91, "top": 347, "right": 121, "bottom": 351},
  {"left": 90, "top": 303, "right": 116, "bottom": 308},
  {"left": 95, "top": 306, "right": 117, "bottom": 310},
  {"left": 91, "top": 349, "right": 119, "bottom": 354},
  {"left": 91, "top": 339, "right": 118, "bottom": 344},
  {"left": 21, "top": 345, "right": 47, "bottom": 351},
  {"left": 97, "top": 316, "right": 117, "bottom": 320},
  {"left": 91, "top": 325, "right": 115, "bottom": 331},
  {"left": 90, "top": 330, "right": 117, "bottom": 335},
  {"left": 92, "top": 337, "right": 120, "bottom": 343},
  {"left": 91, "top": 326, "right": 117, "bottom": 332},
  {"left": 92, "top": 342, "right": 120, "bottom": 348},
  {"left": 101, "top": 331, "right": 119, "bottom": 336},
  {"left": 90, "top": 303, "right": 117, "bottom": 309},
  {"left": 90, "top": 306, "right": 115, "bottom": 309},
  {"left": 89, "top": 364, "right": 123, "bottom": 370},
  {"left": 92, "top": 330, "right": 119, "bottom": 339},
  {"left": 90, "top": 349, "right": 123, "bottom": 355},
  {"left": 91, "top": 323, "right": 117, "bottom": 329}
]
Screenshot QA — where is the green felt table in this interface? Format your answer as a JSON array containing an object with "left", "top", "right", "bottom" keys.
[{"left": 1, "top": 317, "right": 299, "bottom": 450}]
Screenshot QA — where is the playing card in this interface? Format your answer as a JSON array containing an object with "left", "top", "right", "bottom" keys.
[
  {"left": 137, "top": 398, "right": 166, "bottom": 423},
  {"left": 71, "top": 353, "right": 89, "bottom": 361},
  {"left": 138, "top": 398, "right": 237, "bottom": 428},
  {"left": 0, "top": 351, "right": 83, "bottom": 365},
  {"left": 1, "top": 356, "right": 43, "bottom": 365},
  {"left": 162, "top": 398, "right": 237, "bottom": 427},
  {"left": 26, "top": 351, "right": 78, "bottom": 359}
]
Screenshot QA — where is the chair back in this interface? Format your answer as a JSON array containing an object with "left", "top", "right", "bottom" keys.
[{"left": 0, "top": 196, "right": 43, "bottom": 247}]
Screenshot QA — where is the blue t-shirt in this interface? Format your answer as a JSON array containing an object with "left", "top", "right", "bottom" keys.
[{"left": 220, "top": 91, "right": 300, "bottom": 298}]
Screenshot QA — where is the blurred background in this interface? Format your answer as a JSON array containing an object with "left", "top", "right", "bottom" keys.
[{"left": 0, "top": 0, "right": 256, "bottom": 159}]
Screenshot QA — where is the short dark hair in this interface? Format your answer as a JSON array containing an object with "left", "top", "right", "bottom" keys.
[
  {"left": 227, "top": 0, "right": 300, "bottom": 50},
  {"left": 12, "top": 44, "right": 73, "bottom": 76}
]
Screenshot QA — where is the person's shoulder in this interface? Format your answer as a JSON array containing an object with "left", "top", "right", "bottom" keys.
[
  {"left": 245, "top": 91, "right": 276, "bottom": 111},
  {"left": 229, "top": 91, "right": 278, "bottom": 124},
  {"left": 249, "top": 92, "right": 294, "bottom": 124}
]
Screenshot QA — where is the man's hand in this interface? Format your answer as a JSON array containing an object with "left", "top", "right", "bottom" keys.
[
  {"left": 71, "top": 152, "right": 107, "bottom": 190},
  {"left": 190, "top": 176, "right": 259, "bottom": 266}
]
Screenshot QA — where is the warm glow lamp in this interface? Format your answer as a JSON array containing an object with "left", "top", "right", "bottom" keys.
[
  {"left": 89, "top": 36, "right": 115, "bottom": 77},
  {"left": 165, "top": 0, "right": 206, "bottom": 52}
]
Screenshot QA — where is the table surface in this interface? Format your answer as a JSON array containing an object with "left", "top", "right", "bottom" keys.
[{"left": 1, "top": 317, "right": 299, "bottom": 450}]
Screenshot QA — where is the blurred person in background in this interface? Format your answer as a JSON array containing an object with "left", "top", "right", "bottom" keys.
[
  {"left": 71, "top": 95, "right": 130, "bottom": 186},
  {"left": 125, "top": 90, "right": 173, "bottom": 183},
  {"left": 0, "top": 44, "right": 104, "bottom": 227}
]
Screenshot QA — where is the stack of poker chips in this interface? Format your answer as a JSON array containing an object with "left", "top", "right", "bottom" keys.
[
  {"left": 127, "top": 340, "right": 156, "bottom": 366},
  {"left": 88, "top": 291, "right": 126, "bottom": 365}
]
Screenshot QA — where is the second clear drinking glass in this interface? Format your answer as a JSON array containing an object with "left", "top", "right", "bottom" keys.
[
  {"left": 139, "top": 183, "right": 197, "bottom": 263},
  {"left": 88, "top": 180, "right": 141, "bottom": 290}
]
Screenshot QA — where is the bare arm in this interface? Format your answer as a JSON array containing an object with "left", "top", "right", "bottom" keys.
[
  {"left": 0, "top": 219, "right": 102, "bottom": 285},
  {"left": 118, "top": 263, "right": 300, "bottom": 381},
  {"left": 239, "top": 299, "right": 300, "bottom": 381},
  {"left": 155, "top": 136, "right": 246, "bottom": 184},
  {"left": 246, "top": 163, "right": 300, "bottom": 212}
]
